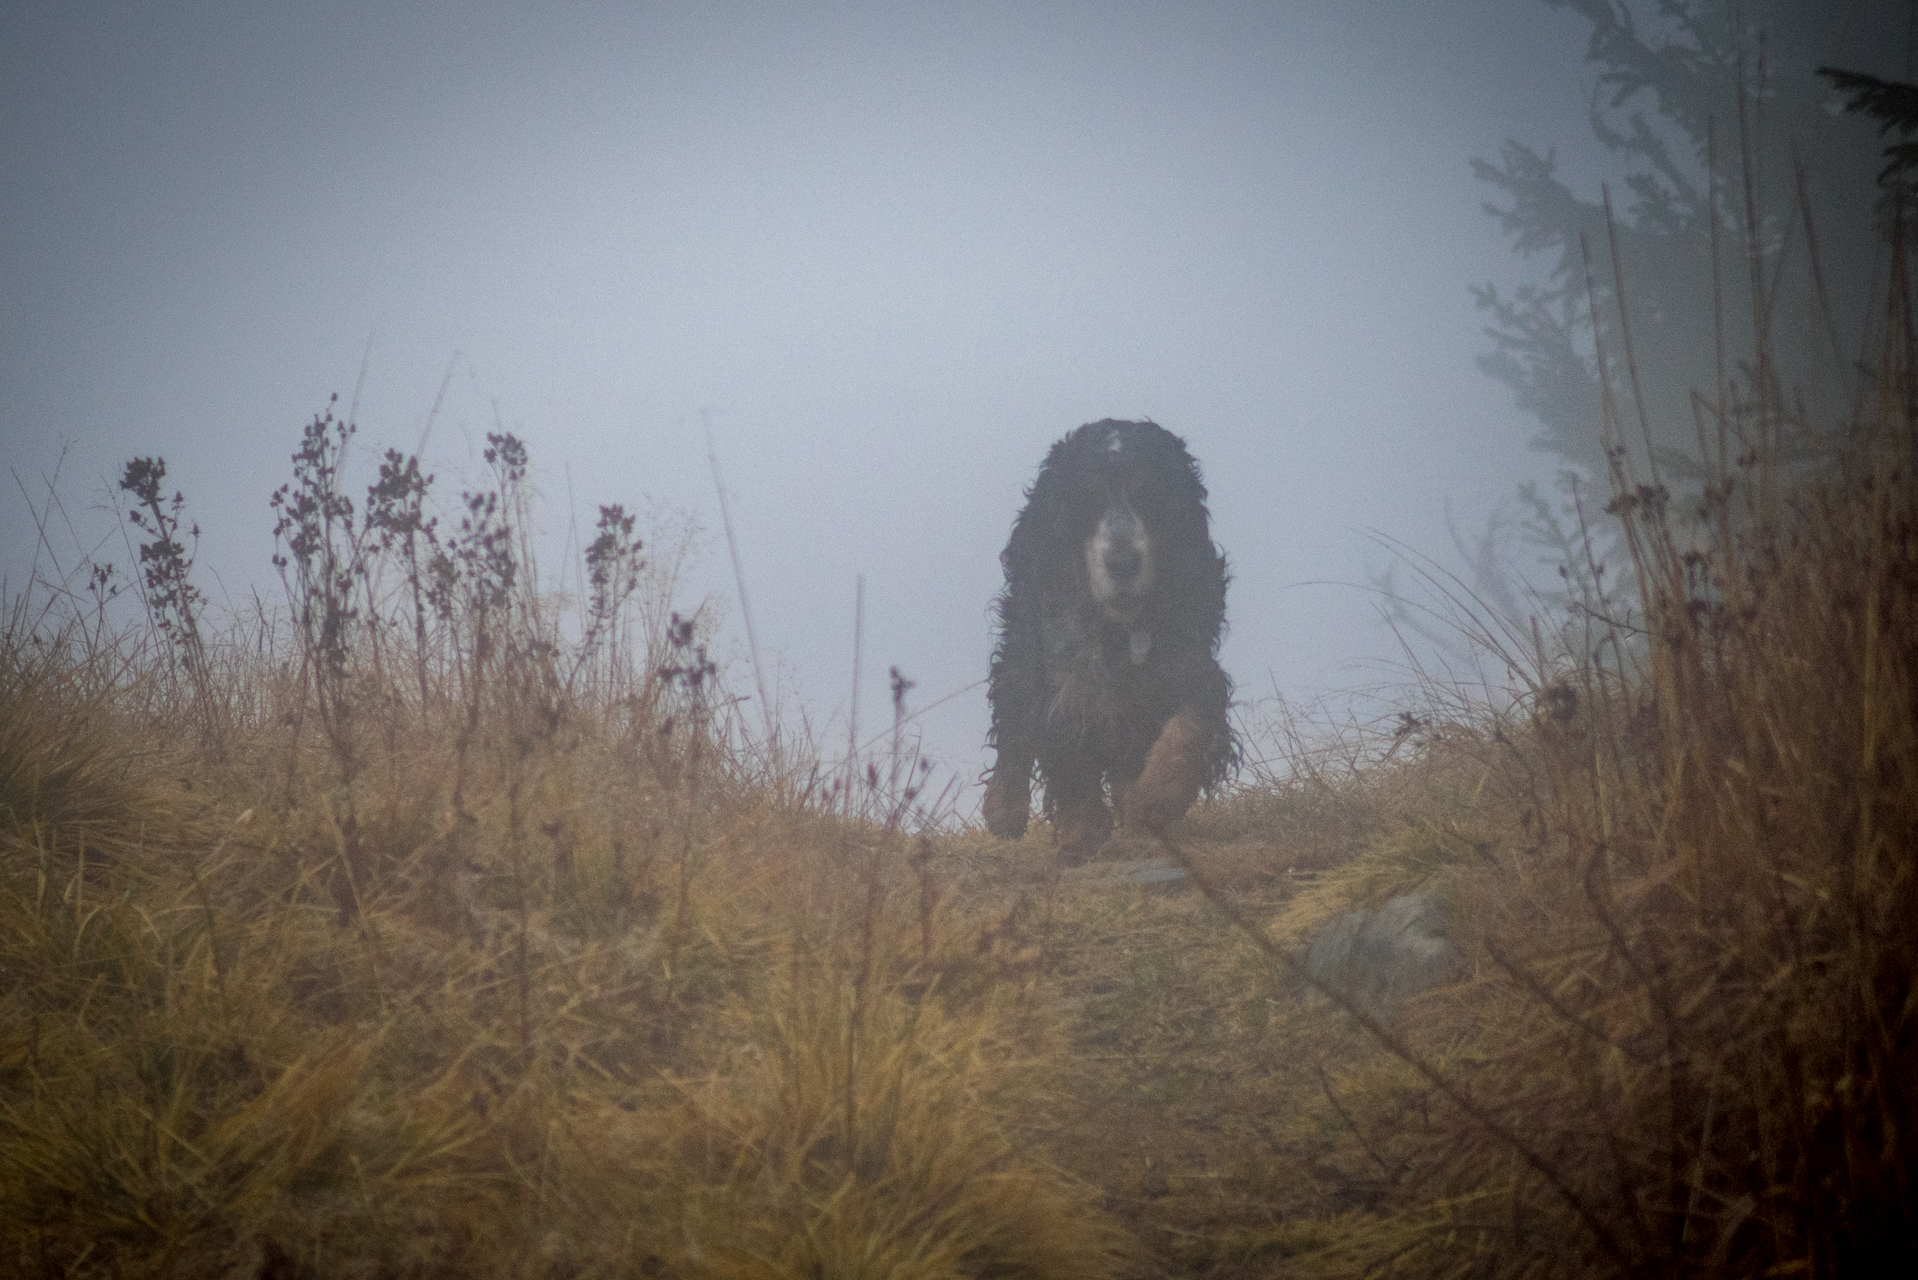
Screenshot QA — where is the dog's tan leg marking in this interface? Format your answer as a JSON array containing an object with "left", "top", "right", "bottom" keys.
[{"left": 1125, "top": 707, "right": 1209, "bottom": 835}]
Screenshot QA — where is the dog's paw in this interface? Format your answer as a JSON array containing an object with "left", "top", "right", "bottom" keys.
[
  {"left": 1054, "top": 795, "right": 1114, "bottom": 864},
  {"left": 1125, "top": 708, "right": 1209, "bottom": 835}
]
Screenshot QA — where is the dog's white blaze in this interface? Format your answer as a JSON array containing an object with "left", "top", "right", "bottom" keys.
[{"left": 1085, "top": 494, "right": 1154, "bottom": 620}]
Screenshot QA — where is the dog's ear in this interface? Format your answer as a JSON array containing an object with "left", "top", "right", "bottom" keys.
[{"left": 1003, "top": 470, "right": 1076, "bottom": 596}]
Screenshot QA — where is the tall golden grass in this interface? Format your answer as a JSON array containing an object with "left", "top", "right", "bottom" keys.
[
  {"left": 1, "top": 456, "right": 1125, "bottom": 1276},
  {"left": 1182, "top": 196, "right": 1917, "bottom": 1275}
]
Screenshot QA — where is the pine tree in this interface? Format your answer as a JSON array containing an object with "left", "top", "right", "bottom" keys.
[{"left": 1472, "top": 1, "right": 1894, "bottom": 605}]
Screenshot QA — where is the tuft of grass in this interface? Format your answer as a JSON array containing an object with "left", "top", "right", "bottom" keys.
[
  {"left": 2, "top": 418, "right": 1128, "bottom": 1279},
  {"left": 1178, "top": 179, "right": 1918, "bottom": 1275}
]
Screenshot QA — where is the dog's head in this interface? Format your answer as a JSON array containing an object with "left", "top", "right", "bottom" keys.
[
  {"left": 1006, "top": 418, "right": 1218, "bottom": 628},
  {"left": 1067, "top": 419, "right": 1200, "bottom": 622}
]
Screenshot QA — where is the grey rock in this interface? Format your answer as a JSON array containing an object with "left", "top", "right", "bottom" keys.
[
  {"left": 1298, "top": 890, "right": 1462, "bottom": 1017},
  {"left": 1080, "top": 857, "right": 1191, "bottom": 890}
]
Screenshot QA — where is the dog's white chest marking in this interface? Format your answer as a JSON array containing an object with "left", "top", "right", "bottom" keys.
[{"left": 1129, "top": 630, "right": 1151, "bottom": 664}]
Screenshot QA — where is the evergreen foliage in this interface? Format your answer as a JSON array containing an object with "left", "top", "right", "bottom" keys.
[{"left": 1471, "top": 1, "right": 1891, "bottom": 612}]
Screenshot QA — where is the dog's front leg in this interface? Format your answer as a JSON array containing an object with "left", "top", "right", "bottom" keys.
[
  {"left": 1123, "top": 707, "right": 1210, "bottom": 836},
  {"left": 982, "top": 747, "right": 1035, "bottom": 839}
]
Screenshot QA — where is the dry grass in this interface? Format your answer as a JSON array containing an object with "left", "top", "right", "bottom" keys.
[
  {"left": 2, "top": 466, "right": 1134, "bottom": 1277},
  {"left": 0, "top": 643, "right": 1129, "bottom": 1277}
]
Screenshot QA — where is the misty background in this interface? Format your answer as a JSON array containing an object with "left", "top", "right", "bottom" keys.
[{"left": 1, "top": 1, "right": 1900, "bottom": 816}]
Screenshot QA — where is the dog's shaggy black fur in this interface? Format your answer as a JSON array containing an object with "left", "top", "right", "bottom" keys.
[{"left": 983, "top": 419, "right": 1235, "bottom": 856}]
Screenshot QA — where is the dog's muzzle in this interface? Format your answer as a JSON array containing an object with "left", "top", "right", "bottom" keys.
[{"left": 1086, "top": 494, "right": 1154, "bottom": 618}]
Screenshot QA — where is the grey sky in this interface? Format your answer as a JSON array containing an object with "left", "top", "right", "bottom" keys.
[{"left": 5, "top": 1, "right": 1617, "bottom": 806}]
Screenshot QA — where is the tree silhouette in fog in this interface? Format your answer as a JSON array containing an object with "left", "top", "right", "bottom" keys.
[{"left": 1469, "top": 0, "right": 1898, "bottom": 614}]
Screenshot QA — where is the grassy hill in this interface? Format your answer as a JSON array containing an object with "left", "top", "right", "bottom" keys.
[{"left": 6, "top": 248, "right": 1915, "bottom": 1280}]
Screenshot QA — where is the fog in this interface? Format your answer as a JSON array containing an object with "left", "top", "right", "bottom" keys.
[{"left": 4, "top": 1, "right": 1620, "bottom": 809}]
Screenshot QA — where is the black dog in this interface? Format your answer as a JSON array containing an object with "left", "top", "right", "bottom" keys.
[{"left": 983, "top": 419, "right": 1235, "bottom": 858}]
